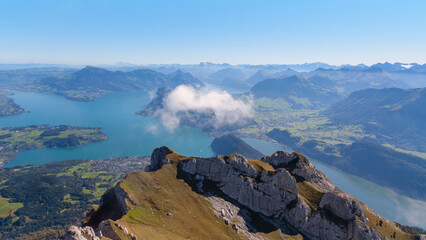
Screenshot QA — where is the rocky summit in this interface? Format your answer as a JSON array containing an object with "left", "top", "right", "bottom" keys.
[{"left": 65, "top": 147, "right": 424, "bottom": 240}]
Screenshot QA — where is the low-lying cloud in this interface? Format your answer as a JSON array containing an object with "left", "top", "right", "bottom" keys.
[
  {"left": 394, "top": 196, "right": 426, "bottom": 228},
  {"left": 154, "top": 85, "right": 253, "bottom": 130}
]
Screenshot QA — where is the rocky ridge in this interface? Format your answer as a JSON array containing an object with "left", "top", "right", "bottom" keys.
[{"left": 65, "top": 147, "right": 424, "bottom": 240}]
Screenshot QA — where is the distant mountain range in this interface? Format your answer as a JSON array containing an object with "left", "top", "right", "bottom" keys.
[
  {"left": 1, "top": 62, "right": 425, "bottom": 103},
  {"left": 1, "top": 61, "right": 425, "bottom": 73},
  {"left": 302, "top": 67, "right": 408, "bottom": 95},
  {"left": 326, "top": 87, "right": 426, "bottom": 152},
  {"left": 244, "top": 63, "right": 426, "bottom": 108},
  {"left": 40, "top": 66, "right": 204, "bottom": 101},
  {"left": 0, "top": 66, "right": 204, "bottom": 101},
  {"left": 371, "top": 62, "right": 426, "bottom": 73}
]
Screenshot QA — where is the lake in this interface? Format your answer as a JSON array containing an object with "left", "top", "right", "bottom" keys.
[{"left": 1, "top": 91, "right": 425, "bottom": 228}]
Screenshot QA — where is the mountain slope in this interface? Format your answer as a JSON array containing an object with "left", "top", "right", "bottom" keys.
[
  {"left": 302, "top": 67, "right": 407, "bottom": 95},
  {"left": 65, "top": 147, "right": 423, "bottom": 240},
  {"left": 38, "top": 66, "right": 204, "bottom": 101},
  {"left": 339, "top": 140, "right": 426, "bottom": 200},
  {"left": 206, "top": 68, "right": 250, "bottom": 90},
  {"left": 245, "top": 70, "right": 274, "bottom": 85},
  {"left": 250, "top": 75, "right": 342, "bottom": 108},
  {"left": 245, "top": 69, "right": 300, "bottom": 86},
  {"left": 209, "top": 68, "right": 248, "bottom": 81},
  {"left": 326, "top": 87, "right": 426, "bottom": 151},
  {"left": 210, "top": 134, "right": 264, "bottom": 159}
]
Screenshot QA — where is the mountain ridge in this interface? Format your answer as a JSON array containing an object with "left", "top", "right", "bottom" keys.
[
  {"left": 65, "top": 146, "right": 424, "bottom": 240},
  {"left": 33, "top": 66, "right": 204, "bottom": 101},
  {"left": 250, "top": 75, "right": 342, "bottom": 108}
]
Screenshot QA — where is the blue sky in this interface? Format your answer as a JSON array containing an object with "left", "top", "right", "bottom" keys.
[{"left": 1, "top": 0, "right": 425, "bottom": 65}]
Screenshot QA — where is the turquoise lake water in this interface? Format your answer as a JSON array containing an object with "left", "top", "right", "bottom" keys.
[{"left": 1, "top": 91, "right": 425, "bottom": 228}]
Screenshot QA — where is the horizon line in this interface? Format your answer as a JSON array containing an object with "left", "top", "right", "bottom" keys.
[{"left": 1, "top": 61, "right": 425, "bottom": 68}]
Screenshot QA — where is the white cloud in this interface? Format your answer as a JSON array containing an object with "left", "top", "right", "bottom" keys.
[
  {"left": 154, "top": 85, "right": 253, "bottom": 131},
  {"left": 394, "top": 197, "right": 426, "bottom": 227}
]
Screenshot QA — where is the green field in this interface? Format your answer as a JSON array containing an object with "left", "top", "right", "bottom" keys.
[
  {"left": 238, "top": 97, "right": 370, "bottom": 146},
  {"left": 0, "top": 197, "right": 23, "bottom": 218}
]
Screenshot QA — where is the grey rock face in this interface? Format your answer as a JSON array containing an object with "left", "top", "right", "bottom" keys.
[
  {"left": 172, "top": 151, "right": 386, "bottom": 240},
  {"left": 98, "top": 220, "right": 120, "bottom": 240},
  {"left": 319, "top": 192, "right": 365, "bottom": 221},
  {"left": 260, "top": 151, "right": 299, "bottom": 168},
  {"left": 150, "top": 146, "right": 174, "bottom": 171},
  {"left": 179, "top": 155, "right": 298, "bottom": 216},
  {"left": 262, "top": 151, "right": 335, "bottom": 192},
  {"left": 63, "top": 226, "right": 99, "bottom": 240},
  {"left": 98, "top": 220, "right": 134, "bottom": 240},
  {"left": 98, "top": 183, "right": 131, "bottom": 220}
]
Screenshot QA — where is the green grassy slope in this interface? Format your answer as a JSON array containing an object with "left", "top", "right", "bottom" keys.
[{"left": 0, "top": 156, "right": 149, "bottom": 240}]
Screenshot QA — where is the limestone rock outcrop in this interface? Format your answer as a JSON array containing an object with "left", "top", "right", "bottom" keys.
[
  {"left": 170, "top": 148, "right": 384, "bottom": 240},
  {"left": 178, "top": 155, "right": 298, "bottom": 216},
  {"left": 67, "top": 146, "right": 423, "bottom": 240},
  {"left": 63, "top": 226, "right": 99, "bottom": 240}
]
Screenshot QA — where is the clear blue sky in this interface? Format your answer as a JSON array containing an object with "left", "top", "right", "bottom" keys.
[{"left": 1, "top": 0, "right": 425, "bottom": 65}]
